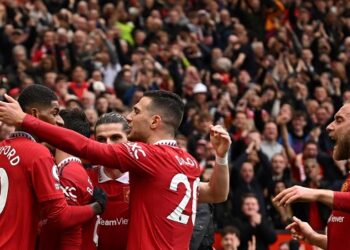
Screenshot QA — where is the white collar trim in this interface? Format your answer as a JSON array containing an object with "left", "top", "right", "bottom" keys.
[
  {"left": 153, "top": 140, "right": 177, "bottom": 147},
  {"left": 98, "top": 166, "right": 129, "bottom": 184},
  {"left": 10, "top": 131, "right": 36, "bottom": 142},
  {"left": 57, "top": 156, "right": 82, "bottom": 169}
]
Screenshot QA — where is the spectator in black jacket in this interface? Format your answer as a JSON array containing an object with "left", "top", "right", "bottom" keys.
[{"left": 237, "top": 193, "right": 276, "bottom": 250}]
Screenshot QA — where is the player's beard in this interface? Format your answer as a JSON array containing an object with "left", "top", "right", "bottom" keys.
[
  {"left": 127, "top": 128, "right": 147, "bottom": 143},
  {"left": 334, "top": 132, "right": 350, "bottom": 160}
]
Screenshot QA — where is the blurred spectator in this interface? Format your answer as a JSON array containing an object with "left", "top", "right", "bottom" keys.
[
  {"left": 260, "top": 121, "right": 284, "bottom": 160},
  {"left": 236, "top": 193, "right": 276, "bottom": 250},
  {"left": 219, "top": 226, "right": 242, "bottom": 250}
]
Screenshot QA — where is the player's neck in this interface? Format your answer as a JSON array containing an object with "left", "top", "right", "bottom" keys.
[
  {"left": 55, "top": 149, "right": 75, "bottom": 165},
  {"left": 103, "top": 167, "right": 123, "bottom": 179},
  {"left": 147, "top": 131, "right": 175, "bottom": 144}
]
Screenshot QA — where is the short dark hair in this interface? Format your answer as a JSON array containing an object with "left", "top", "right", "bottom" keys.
[
  {"left": 143, "top": 90, "right": 184, "bottom": 132},
  {"left": 241, "top": 193, "right": 258, "bottom": 205},
  {"left": 18, "top": 84, "right": 58, "bottom": 112},
  {"left": 94, "top": 112, "right": 129, "bottom": 135},
  {"left": 221, "top": 226, "right": 240, "bottom": 238},
  {"left": 59, "top": 109, "right": 90, "bottom": 138}
]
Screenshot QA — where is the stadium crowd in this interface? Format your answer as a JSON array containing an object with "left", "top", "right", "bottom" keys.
[{"left": 0, "top": 0, "right": 350, "bottom": 249}]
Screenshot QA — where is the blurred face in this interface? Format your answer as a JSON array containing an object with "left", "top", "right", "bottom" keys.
[
  {"left": 274, "top": 182, "right": 286, "bottom": 195},
  {"left": 305, "top": 162, "right": 320, "bottom": 181},
  {"left": 96, "top": 97, "right": 109, "bottom": 114},
  {"left": 271, "top": 155, "right": 286, "bottom": 175},
  {"left": 44, "top": 31, "right": 55, "bottom": 47},
  {"left": 263, "top": 122, "right": 278, "bottom": 141},
  {"left": 95, "top": 123, "right": 127, "bottom": 144},
  {"left": 126, "top": 97, "right": 153, "bottom": 142},
  {"left": 292, "top": 116, "right": 306, "bottom": 131},
  {"left": 234, "top": 113, "right": 247, "bottom": 130},
  {"left": 14, "top": 48, "right": 26, "bottom": 62},
  {"left": 279, "top": 104, "right": 292, "bottom": 119},
  {"left": 84, "top": 108, "right": 97, "bottom": 125},
  {"left": 72, "top": 66, "right": 86, "bottom": 82},
  {"left": 242, "top": 197, "right": 259, "bottom": 216},
  {"left": 316, "top": 108, "right": 329, "bottom": 125},
  {"left": 303, "top": 143, "right": 318, "bottom": 158},
  {"left": 314, "top": 87, "right": 328, "bottom": 102},
  {"left": 240, "top": 162, "right": 254, "bottom": 183},
  {"left": 326, "top": 104, "right": 350, "bottom": 160},
  {"left": 221, "top": 233, "right": 240, "bottom": 250}
]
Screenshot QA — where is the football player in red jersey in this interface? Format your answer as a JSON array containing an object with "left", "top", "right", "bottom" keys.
[
  {"left": 39, "top": 109, "right": 98, "bottom": 250},
  {"left": 272, "top": 103, "right": 350, "bottom": 250},
  {"left": 88, "top": 112, "right": 130, "bottom": 250},
  {"left": 0, "top": 90, "right": 230, "bottom": 250},
  {"left": 0, "top": 85, "right": 105, "bottom": 250}
]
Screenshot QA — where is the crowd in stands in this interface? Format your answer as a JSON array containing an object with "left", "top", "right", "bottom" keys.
[{"left": 0, "top": 0, "right": 349, "bottom": 249}]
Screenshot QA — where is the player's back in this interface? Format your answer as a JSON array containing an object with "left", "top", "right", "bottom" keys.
[
  {"left": 0, "top": 133, "right": 62, "bottom": 250},
  {"left": 125, "top": 142, "right": 201, "bottom": 250}
]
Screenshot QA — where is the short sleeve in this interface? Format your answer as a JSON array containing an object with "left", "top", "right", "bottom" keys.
[{"left": 30, "top": 156, "right": 65, "bottom": 202}]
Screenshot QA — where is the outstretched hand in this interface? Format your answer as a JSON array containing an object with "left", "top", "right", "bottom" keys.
[
  {"left": 210, "top": 125, "right": 231, "bottom": 158},
  {"left": 0, "top": 94, "right": 26, "bottom": 126},
  {"left": 272, "top": 185, "right": 317, "bottom": 206}
]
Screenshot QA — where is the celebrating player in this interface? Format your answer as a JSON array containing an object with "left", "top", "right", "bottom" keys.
[
  {"left": 0, "top": 85, "right": 105, "bottom": 250},
  {"left": 0, "top": 90, "right": 230, "bottom": 249}
]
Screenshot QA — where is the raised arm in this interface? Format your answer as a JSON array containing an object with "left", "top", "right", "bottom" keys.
[
  {"left": 0, "top": 94, "right": 122, "bottom": 169},
  {"left": 198, "top": 125, "right": 231, "bottom": 203}
]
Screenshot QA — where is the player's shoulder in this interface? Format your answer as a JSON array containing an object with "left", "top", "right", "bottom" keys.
[{"left": 8, "top": 137, "right": 52, "bottom": 156}]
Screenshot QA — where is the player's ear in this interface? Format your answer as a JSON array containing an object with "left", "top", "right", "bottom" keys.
[
  {"left": 30, "top": 107, "right": 39, "bottom": 118},
  {"left": 150, "top": 115, "right": 161, "bottom": 129}
]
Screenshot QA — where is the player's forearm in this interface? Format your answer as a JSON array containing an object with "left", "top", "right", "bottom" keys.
[
  {"left": 22, "top": 115, "right": 119, "bottom": 168},
  {"left": 314, "top": 189, "right": 334, "bottom": 208},
  {"left": 308, "top": 233, "right": 327, "bottom": 250},
  {"left": 198, "top": 163, "right": 229, "bottom": 203},
  {"left": 41, "top": 198, "right": 98, "bottom": 229}
]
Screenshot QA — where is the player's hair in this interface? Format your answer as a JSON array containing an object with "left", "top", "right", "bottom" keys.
[
  {"left": 143, "top": 90, "right": 184, "bottom": 133},
  {"left": 94, "top": 112, "right": 129, "bottom": 135},
  {"left": 221, "top": 226, "right": 240, "bottom": 238},
  {"left": 59, "top": 109, "right": 90, "bottom": 138},
  {"left": 18, "top": 84, "right": 58, "bottom": 111}
]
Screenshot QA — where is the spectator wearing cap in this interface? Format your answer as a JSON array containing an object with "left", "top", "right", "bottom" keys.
[{"left": 192, "top": 82, "right": 208, "bottom": 108}]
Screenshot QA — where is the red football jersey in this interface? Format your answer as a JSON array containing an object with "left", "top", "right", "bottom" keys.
[
  {"left": 0, "top": 132, "right": 63, "bottom": 250},
  {"left": 22, "top": 116, "right": 202, "bottom": 250},
  {"left": 88, "top": 167, "right": 130, "bottom": 250},
  {"left": 39, "top": 157, "right": 96, "bottom": 250},
  {"left": 327, "top": 174, "right": 350, "bottom": 250}
]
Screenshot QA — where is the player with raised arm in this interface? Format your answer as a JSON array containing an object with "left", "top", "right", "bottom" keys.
[
  {"left": 0, "top": 90, "right": 230, "bottom": 249},
  {"left": 0, "top": 85, "right": 105, "bottom": 250}
]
